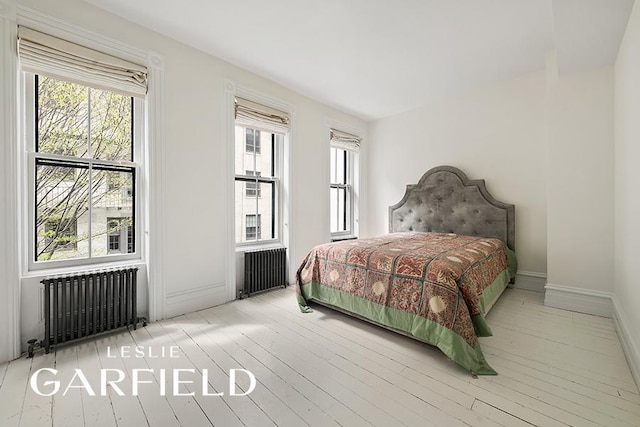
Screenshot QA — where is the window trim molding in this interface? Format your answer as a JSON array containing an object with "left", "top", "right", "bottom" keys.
[
  {"left": 325, "top": 118, "right": 363, "bottom": 241},
  {"left": 0, "top": 2, "right": 21, "bottom": 362},
  {"left": 14, "top": 5, "right": 167, "bottom": 322},
  {"left": 24, "top": 74, "right": 142, "bottom": 270},
  {"left": 224, "top": 80, "right": 294, "bottom": 301}
]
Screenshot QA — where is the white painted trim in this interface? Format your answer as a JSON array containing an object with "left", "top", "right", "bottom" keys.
[
  {"left": 145, "top": 52, "right": 166, "bottom": 322},
  {"left": 612, "top": 296, "right": 640, "bottom": 390},
  {"left": 223, "top": 80, "right": 295, "bottom": 299},
  {"left": 223, "top": 80, "right": 237, "bottom": 302},
  {"left": 544, "top": 283, "right": 613, "bottom": 318},
  {"left": 164, "top": 284, "right": 227, "bottom": 318},
  {"left": 0, "top": 2, "right": 20, "bottom": 363},
  {"left": 513, "top": 270, "right": 546, "bottom": 293},
  {"left": 324, "top": 118, "right": 365, "bottom": 241}
]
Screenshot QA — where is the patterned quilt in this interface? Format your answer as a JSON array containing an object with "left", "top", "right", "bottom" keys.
[{"left": 296, "top": 232, "right": 516, "bottom": 375}]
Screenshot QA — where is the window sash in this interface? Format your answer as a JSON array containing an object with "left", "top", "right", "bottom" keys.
[
  {"left": 30, "top": 72, "right": 139, "bottom": 266},
  {"left": 34, "top": 157, "right": 136, "bottom": 262},
  {"left": 330, "top": 147, "right": 355, "bottom": 237}
]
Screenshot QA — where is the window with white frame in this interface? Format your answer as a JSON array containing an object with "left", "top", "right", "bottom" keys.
[
  {"left": 234, "top": 97, "right": 289, "bottom": 245},
  {"left": 18, "top": 27, "right": 147, "bottom": 267},
  {"left": 330, "top": 128, "right": 361, "bottom": 239},
  {"left": 235, "top": 126, "right": 282, "bottom": 244}
]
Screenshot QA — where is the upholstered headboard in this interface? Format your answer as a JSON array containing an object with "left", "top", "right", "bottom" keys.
[{"left": 389, "top": 166, "right": 515, "bottom": 251}]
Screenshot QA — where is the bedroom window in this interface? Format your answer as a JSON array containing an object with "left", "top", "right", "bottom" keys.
[
  {"left": 234, "top": 97, "right": 289, "bottom": 245},
  {"left": 330, "top": 128, "right": 361, "bottom": 240},
  {"left": 18, "top": 27, "right": 148, "bottom": 269},
  {"left": 235, "top": 127, "right": 281, "bottom": 244},
  {"left": 31, "top": 75, "right": 138, "bottom": 263}
]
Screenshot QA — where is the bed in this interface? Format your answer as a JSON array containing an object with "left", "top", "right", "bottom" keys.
[{"left": 296, "top": 165, "right": 517, "bottom": 375}]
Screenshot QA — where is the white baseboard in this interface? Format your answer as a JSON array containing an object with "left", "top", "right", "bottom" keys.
[
  {"left": 544, "top": 283, "right": 613, "bottom": 318},
  {"left": 612, "top": 296, "right": 640, "bottom": 390},
  {"left": 513, "top": 270, "right": 546, "bottom": 293},
  {"left": 165, "top": 284, "right": 227, "bottom": 318}
]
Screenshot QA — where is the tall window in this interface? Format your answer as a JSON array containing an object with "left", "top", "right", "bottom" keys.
[
  {"left": 235, "top": 127, "right": 281, "bottom": 243},
  {"left": 18, "top": 27, "right": 147, "bottom": 269},
  {"left": 234, "top": 96, "right": 289, "bottom": 245},
  {"left": 330, "top": 128, "right": 361, "bottom": 240},
  {"left": 33, "top": 76, "right": 136, "bottom": 262}
]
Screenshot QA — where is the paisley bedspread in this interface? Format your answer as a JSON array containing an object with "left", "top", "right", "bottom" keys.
[{"left": 296, "top": 232, "right": 517, "bottom": 375}]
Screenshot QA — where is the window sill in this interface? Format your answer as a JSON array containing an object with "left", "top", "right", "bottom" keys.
[
  {"left": 22, "top": 259, "right": 145, "bottom": 279},
  {"left": 235, "top": 242, "right": 285, "bottom": 253},
  {"left": 331, "top": 235, "right": 358, "bottom": 242}
]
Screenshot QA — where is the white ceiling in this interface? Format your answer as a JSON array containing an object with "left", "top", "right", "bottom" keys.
[{"left": 86, "top": 0, "right": 634, "bottom": 121}]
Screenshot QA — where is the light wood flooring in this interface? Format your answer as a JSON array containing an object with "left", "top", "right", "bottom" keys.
[{"left": 1, "top": 287, "right": 639, "bottom": 426}]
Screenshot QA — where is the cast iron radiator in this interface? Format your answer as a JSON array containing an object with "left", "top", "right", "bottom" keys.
[
  {"left": 243, "top": 248, "right": 287, "bottom": 297},
  {"left": 30, "top": 267, "right": 145, "bottom": 356}
]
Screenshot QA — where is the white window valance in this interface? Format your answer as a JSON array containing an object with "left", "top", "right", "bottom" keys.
[
  {"left": 330, "top": 128, "right": 361, "bottom": 152},
  {"left": 17, "top": 26, "right": 148, "bottom": 97},
  {"left": 235, "top": 96, "right": 290, "bottom": 134}
]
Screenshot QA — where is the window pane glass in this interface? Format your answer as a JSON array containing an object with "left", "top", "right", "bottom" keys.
[
  {"left": 330, "top": 187, "right": 348, "bottom": 233},
  {"left": 258, "top": 182, "right": 274, "bottom": 240},
  {"left": 236, "top": 180, "right": 257, "bottom": 243},
  {"left": 330, "top": 187, "right": 338, "bottom": 233},
  {"left": 235, "top": 126, "right": 276, "bottom": 178},
  {"left": 89, "top": 87, "right": 133, "bottom": 161},
  {"left": 36, "top": 161, "right": 89, "bottom": 261},
  {"left": 91, "top": 168, "right": 134, "bottom": 257},
  {"left": 336, "top": 149, "right": 346, "bottom": 185},
  {"left": 37, "top": 76, "right": 89, "bottom": 157}
]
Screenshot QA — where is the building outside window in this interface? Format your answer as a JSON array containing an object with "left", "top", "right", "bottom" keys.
[
  {"left": 107, "top": 217, "right": 131, "bottom": 254},
  {"left": 245, "top": 170, "right": 262, "bottom": 197},
  {"left": 245, "top": 214, "right": 262, "bottom": 240},
  {"left": 245, "top": 128, "right": 261, "bottom": 153}
]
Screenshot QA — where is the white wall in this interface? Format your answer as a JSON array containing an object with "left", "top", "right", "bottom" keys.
[
  {"left": 2, "top": 0, "right": 365, "bottom": 359},
  {"left": 546, "top": 66, "right": 615, "bottom": 293},
  {"left": 366, "top": 72, "right": 548, "bottom": 276},
  {"left": 614, "top": 0, "right": 640, "bottom": 381}
]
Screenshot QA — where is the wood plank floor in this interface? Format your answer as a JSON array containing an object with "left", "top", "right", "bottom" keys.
[{"left": 1, "top": 288, "right": 639, "bottom": 426}]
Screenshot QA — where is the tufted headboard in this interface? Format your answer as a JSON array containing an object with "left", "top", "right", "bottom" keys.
[{"left": 389, "top": 166, "right": 515, "bottom": 251}]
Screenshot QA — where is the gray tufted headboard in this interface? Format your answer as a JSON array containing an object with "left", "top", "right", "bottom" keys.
[{"left": 389, "top": 166, "right": 515, "bottom": 251}]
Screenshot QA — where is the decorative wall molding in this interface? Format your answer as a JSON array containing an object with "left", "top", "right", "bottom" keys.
[
  {"left": 165, "top": 284, "right": 227, "bottom": 318},
  {"left": 16, "top": 4, "right": 147, "bottom": 65},
  {"left": 0, "top": 9, "right": 20, "bottom": 363},
  {"left": 544, "top": 283, "right": 613, "bottom": 318},
  {"left": 612, "top": 296, "right": 640, "bottom": 389},
  {"left": 146, "top": 54, "right": 166, "bottom": 322},
  {"left": 513, "top": 270, "right": 546, "bottom": 293},
  {"left": 223, "top": 79, "right": 237, "bottom": 302}
]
